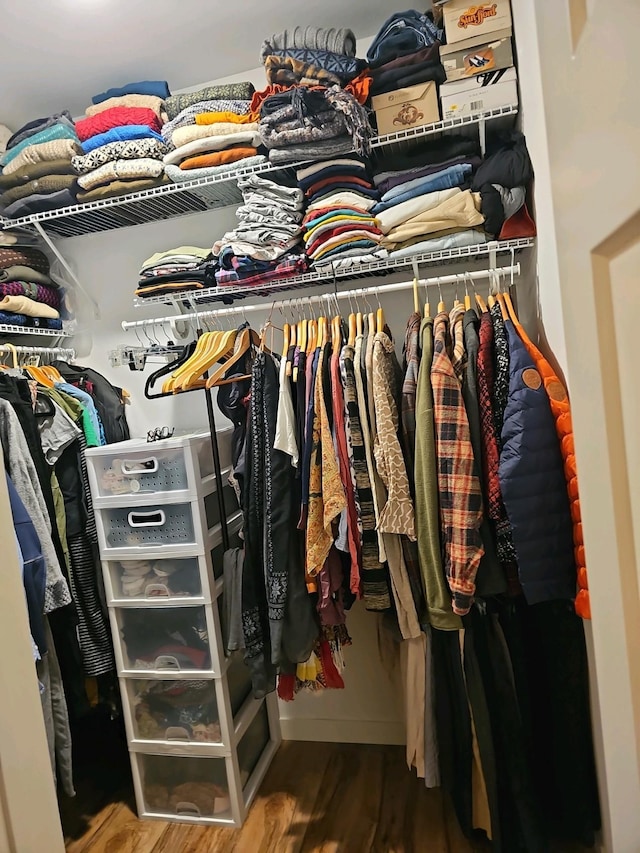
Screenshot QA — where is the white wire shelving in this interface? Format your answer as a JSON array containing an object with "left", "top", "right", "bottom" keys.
[
  {"left": 133, "top": 237, "right": 534, "bottom": 308},
  {"left": 0, "top": 105, "right": 518, "bottom": 240},
  {"left": 0, "top": 323, "right": 73, "bottom": 337}
]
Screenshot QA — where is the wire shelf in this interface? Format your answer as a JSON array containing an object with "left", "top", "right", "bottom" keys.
[
  {"left": 0, "top": 105, "right": 518, "bottom": 239},
  {"left": 133, "top": 238, "right": 534, "bottom": 308},
  {"left": 0, "top": 323, "right": 73, "bottom": 337}
]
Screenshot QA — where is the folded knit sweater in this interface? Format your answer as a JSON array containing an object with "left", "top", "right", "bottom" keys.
[
  {"left": 161, "top": 100, "right": 252, "bottom": 144},
  {"left": 165, "top": 84, "right": 255, "bottom": 121},
  {"left": 379, "top": 190, "right": 483, "bottom": 249},
  {"left": 85, "top": 94, "right": 166, "bottom": 118},
  {"left": 1, "top": 174, "right": 77, "bottom": 208},
  {"left": 260, "top": 27, "right": 357, "bottom": 62},
  {"left": 92, "top": 80, "right": 170, "bottom": 105},
  {"left": 170, "top": 122, "right": 260, "bottom": 149},
  {"left": 0, "top": 295, "right": 59, "bottom": 319},
  {"left": 0, "top": 266, "right": 53, "bottom": 285},
  {"left": 75, "top": 107, "right": 163, "bottom": 142},
  {"left": 0, "top": 159, "right": 75, "bottom": 190},
  {"left": 81, "top": 125, "right": 164, "bottom": 154},
  {"left": 0, "top": 281, "right": 61, "bottom": 309},
  {"left": 0, "top": 247, "right": 49, "bottom": 274},
  {"left": 1, "top": 124, "right": 78, "bottom": 167},
  {"left": 76, "top": 175, "right": 169, "bottom": 203},
  {"left": 77, "top": 158, "right": 164, "bottom": 191},
  {"left": 1, "top": 139, "right": 80, "bottom": 175},
  {"left": 164, "top": 156, "right": 267, "bottom": 184},
  {"left": 163, "top": 131, "right": 262, "bottom": 166},
  {"left": 72, "top": 138, "right": 168, "bottom": 174}
]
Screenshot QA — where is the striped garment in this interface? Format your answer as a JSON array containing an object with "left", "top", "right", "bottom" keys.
[{"left": 431, "top": 311, "right": 484, "bottom": 616}]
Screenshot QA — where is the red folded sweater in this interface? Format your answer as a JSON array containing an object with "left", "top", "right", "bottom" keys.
[{"left": 75, "top": 107, "right": 162, "bottom": 142}]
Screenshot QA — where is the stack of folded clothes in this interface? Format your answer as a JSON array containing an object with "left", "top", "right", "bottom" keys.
[
  {"left": 135, "top": 246, "right": 216, "bottom": 299},
  {"left": 161, "top": 83, "right": 266, "bottom": 183},
  {"left": 471, "top": 131, "right": 537, "bottom": 240},
  {"left": 0, "top": 245, "right": 64, "bottom": 329},
  {"left": 367, "top": 10, "right": 445, "bottom": 97},
  {"left": 298, "top": 156, "right": 384, "bottom": 269},
  {"left": 260, "top": 25, "right": 368, "bottom": 89},
  {"left": 73, "top": 80, "right": 171, "bottom": 203},
  {"left": 0, "top": 112, "right": 80, "bottom": 217},
  {"left": 371, "top": 135, "right": 488, "bottom": 257},
  {"left": 213, "top": 174, "right": 307, "bottom": 287},
  {"left": 258, "top": 84, "right": 372, "bottom": 165}
]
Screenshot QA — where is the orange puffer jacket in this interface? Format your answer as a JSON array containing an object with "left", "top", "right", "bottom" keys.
[{"left": 502, "top": 293, "right": 589, "bottom": 618}]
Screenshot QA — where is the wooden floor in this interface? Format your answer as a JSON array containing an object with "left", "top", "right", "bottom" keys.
[{"left": 63, "top": 742, "right": 488, "bottom": 853}]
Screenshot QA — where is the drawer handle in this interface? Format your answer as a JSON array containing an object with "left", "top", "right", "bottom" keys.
[
  {"left": 165, "top": 726, "right": 191, "bottom": 742},
  {"left": 120, "top": 457, "right": 159, "bottom": 475},
  {"left": 175, "top": 802, "right": 201, "bottom": 817},
  {"left": 153, "top": 655, "right": 180, "bottom": 670},
  {"left": 143, "top": 583, "right": 170, "bottom": 598},
  {"left": 127, "top": 509, "right": 166, "bottom": 528}
]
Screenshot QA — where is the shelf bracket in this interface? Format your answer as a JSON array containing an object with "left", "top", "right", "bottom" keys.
[
  {"left": 479, "top": 116, "right": 487, "bottom": 157},
  {"left": 33, "top": 221, "right": 100, "bottom": 320}
]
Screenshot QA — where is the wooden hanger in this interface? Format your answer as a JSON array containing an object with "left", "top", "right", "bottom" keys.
[
  {"left": 356, "top": 311, "right": 363, "bottom": 337},
  {"left": 332, "top": 315, "right": 342, "bottom": 350},
  {"left": 205, "top": 327, "right": 251, "bottom": 389},
  {"left": 376, "top": 303, "right": 385, "bottom": 334},
  {"left": 348, "top": 312, "right": 357, "bottom": 347},
  {"left": 286, "top": 322, "right": 296, "bottom": 377},
  {"left": 0, "top": 343, "right": 18, "bottom": 369},
  {"left": 307, "top": 318, "right": 317, "bottom": 354},
  {"left": 367, "top": 311, "right": 375, "bottom": 336},
  {"left": 412, "top": 277, "right": 420, "bottom": 314},
  {"left": 163, "top": 331, "right": 216, "bottom": 393},
  {"left": 282, "top": 323, "right": 290, "bottom": 359}
]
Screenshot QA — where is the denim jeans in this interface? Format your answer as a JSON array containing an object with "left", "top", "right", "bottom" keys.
[{"left": 372, "top": 164, "right": 473, "bottom": 213}]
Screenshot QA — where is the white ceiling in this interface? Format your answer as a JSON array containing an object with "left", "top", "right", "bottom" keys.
[{"left": 0, "top": 0, "right": 395, "bottom": 131}]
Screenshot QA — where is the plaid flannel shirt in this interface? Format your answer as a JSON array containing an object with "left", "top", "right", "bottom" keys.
[{"left": 431, "top": 311, "right": 484, "bottom": 615}]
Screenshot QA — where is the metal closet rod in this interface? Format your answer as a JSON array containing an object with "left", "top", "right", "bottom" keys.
[
  {"left": 122, "top": 264, "right": 520, "bottom": 332},
  {"left": 0, "top": 344, "right": 75, "bottom": 359}
]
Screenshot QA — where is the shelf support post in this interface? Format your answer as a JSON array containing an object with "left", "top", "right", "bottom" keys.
[{"left": 33, "top": 222, "right": 100, "bottom": 320}]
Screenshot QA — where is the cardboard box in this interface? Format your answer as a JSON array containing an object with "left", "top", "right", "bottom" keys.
[
  {"left": 440, "top": 28, "right": 513, "bottom": 81},
  {"left": 443, "top": 0, "right": 512, "bottom": 45},
  {"left": 372, "top": 81, "right": 440, "bottom": 136},
  {"left": 440, "top": 67, "right": 518, "bottom": 118}
]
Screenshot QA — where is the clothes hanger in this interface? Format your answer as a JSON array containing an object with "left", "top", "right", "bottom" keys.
[
  {"left": 25, "top": 365, "right": 55, "bottom": 388},
  {"left": 412, "top": 259, "right": 420, "bottom": 315},
  {"left": 469, "top": 270, "right": 487, "bottom": 313},
  {"left": 495, "top": 271, "right": 509, "bottom": 321},
  {"left": 375, "top": 289, "right": 385, "bottom": 334},
  {"left": 437, "top": 277, "right": 446, "bottom": 313},
  {"left": 167, "top": 328, "right": 232, "bottom": 392},
  {"left": 464, "top": 274, "right": 472, "bottom": 310},
  {"left": 0, "top": 343, "right": 18, "bottom": 369},
  {"left": 145, "top": 341, "right": 197, "bottom": 398},
  {"left": 286, "top": 303, "right": 296, "bottom": 377},
  {"left": 423, "top": 280, "right": 431, "bottom": 318}
]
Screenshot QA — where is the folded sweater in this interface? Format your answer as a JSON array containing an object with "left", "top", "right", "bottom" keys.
[
  {"left": 85, "top": 94, "right": 166, "bottom": 118},
  {"left": 0, "top": 311, "right": 62, "bottom": 330},
  {"left": 0, "top": 281, "right": 61, "bottom": 309},
  {"left": 165, "top": 84, "right": 255, "bottom": 121},
  {"left": 81, "top": 126, "right": 164, "bottom": 154},
  {"left": 170, "top": 122, "right": 260, "bottom": 149},
  {"left": 194, "top": 111, "right": 255, "bottom": 126},
  {"left": 77, "top": 158, "right": 164, "bottom": 191},
  {"left": 75, "top": 107, "right": 163, "bottom": 142},
  {"left": 376, "top": 188, "right": 462, "bottom": 234},
  {"left": 0, "top": 265, "right": 54, "bottom": 285},
  {"left": 163, "top": 131, "right": 262, "bottom": 166},
  {"left": 1, "top": 175, "right": 77, "bottom": 208},
  {"left": 76, "top": 175, "right": 169, "bottom": 203},
  {"left": 0, "top": 247, "right": 49, "bottom": 274},
  {"left": 306, "top": 190, "right": 376, "bottom": 213},
  {"left": 0, "top": 159, "right": 75, "bottom": 190},
  {"left": 379, "top": 190, "right": 483, "bottom": 249},
  {"left": 0, "top": 295, "right": 59, "bottom": 319},
  {"left": 6, "top": 112, "right": 75, "bottom": 152},
  {"left": 72, "top": 138, "right": 168, "bottom": 174},
  {"left": 92, "top": 80, "right": 170, "bottom": 105},
  {"left": 164, "top": 156, "right": 267, "bottom": 184},
  {"left": 179, "top": 147, "right": 258, "bottom": 170},
  {"left": 0, "top": 139, "right": 81, "bottom": 175},
  {"left": 260, "top": 27, "right": 357, "bottom": 61},
  {"left": 2, "top": 189, "right": 77, "bottom": 219},
  {"left": 161, "top": 100, "right": 252, "bottom": 143},
  {"left": 1, "top": 124, "right": 78, "bottom": 167}
]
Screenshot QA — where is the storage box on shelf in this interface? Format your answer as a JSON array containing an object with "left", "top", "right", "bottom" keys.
[{"left": 86, "top": 431, "right": 280, "bottom": 827}]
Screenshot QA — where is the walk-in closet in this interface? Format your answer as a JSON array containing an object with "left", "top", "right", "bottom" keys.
[{"left": 0, "top": 1, "right": 638, "bottom": 852}]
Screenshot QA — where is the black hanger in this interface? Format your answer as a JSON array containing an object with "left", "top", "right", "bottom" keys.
[
  {"left": 144, "top": 342, "right": 196, "bottom": 399},
  {"left": 34, "top": 392, "right": 56, "bottom": 418}
]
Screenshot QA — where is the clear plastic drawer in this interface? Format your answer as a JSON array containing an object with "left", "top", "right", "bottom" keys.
[
  {"left": 135, "top": 753, "right": 231, "bottom": 821},
  {"left": 89, "top": 447, "right": 191, "bottom": 498},
  {"left": 113, "top": 605, "right": 215, "bottom": 675},
  {"left": 105, "top": 555, "right": 206, "bottom": 603},
  {"left": 99, "top": 502, "right": 197, "bottom": 551},
  {"left": 125, "top": 678, "right": 222, "bottom": 746}
]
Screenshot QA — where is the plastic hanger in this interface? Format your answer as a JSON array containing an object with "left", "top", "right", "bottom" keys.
[
  {"left": 145, "top": 342, "right": 196, "bottom": 398},
  {"left": 25, "top": 365, "right": 55, "bottom": 388},
  {"left": 0, "top": 343, "right": 18, "bottom": 369},
  {"left": 162, "top": 331, "right": 217, "bottom": 392}
]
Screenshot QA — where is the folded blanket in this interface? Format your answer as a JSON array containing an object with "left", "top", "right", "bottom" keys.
[
  {"left": 81, "top": 126, "right": 164, "bottom": 154},
  {"left": 165, "top": 84, "right": 255, "bottom": 121},
  {"left": 0, "top": 311, "right": 62, "bottom": 330},
  {"left": 268, "top": 136, "right": 354, "bottom": 165},
  {"left": 163, "top": 131, "right": 262, "bottom": 166},
  {"left": 171, "top": 122, "right": 260, "bottom": 149},
  {"left": 76, "top": 175, "right": 169, "bottom": 203},
  {"left": 1, "top": 175, "right": 77, "bottom": 208},
  {"left": 264, "top": 56, "right": 342, "bottom": 88},
  {"left": 92, "top": 80, "right": 170, "bottom": 105},
  {"left": 77, "top": 158, "right": 164, "bottom": 191},
  {"left": 376, "top": 188, "right": 462, "bottom": 234},
  {"left": 0, "top": 295, "right": 60, "bottom": 319},
  {"left": 75, "top": 107, "right": 163, "bottom": 142},
  {"left": 161, "top": 100, "right": 252, "bottom": 143},
  {"left": 0, "top": 247, "right": 49, "bottom": 273},
  {"left": 72, "top": 138, "right": 169, "bottom": 174},
  {"left": 194, "top": 112, "right": 255, "bottom": 126},
  {"left": 0, "top": 159, "right": 75, "bottom": 190},
  {"left": 263, "top": 47, "right": 366, "bottom": 83},
  {"left": 0, "top": 266, "right": 54, "bottom": 285},
  {"left": 2, "top": 189, "right": 77, "bottom": 219},
  {"left": 379, "top": 190, "right": 483, "bottom": 250},
  {"left": 179, "top": 147, "right": 258, "bottom": 170},
  {"left": 0, "top": 281, "right": 61, "bottom": 308},
  {"left": 260, "top": 27, "right": 356, "bottom": 62},
  {"left": 6, "top": 111, "right": 75, "bottom": 152},
  {"left": 164, "top": 156, "right": 267, "bottom": 184},
  {"left": 1, "top": 124, "right": 78, "bottom": 167},
  {"left": 1, "top": 139, "right": 81, "bottom": 175},
  {"left": 85, "top": 94, "right": 166, "bottom": 118}
]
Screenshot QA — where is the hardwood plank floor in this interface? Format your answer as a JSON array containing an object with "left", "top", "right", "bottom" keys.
[{"left": 63, "top": 742, "right": 488, "bottom": 853}]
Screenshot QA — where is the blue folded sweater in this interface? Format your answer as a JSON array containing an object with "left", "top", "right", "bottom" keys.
[
  {"left": 92, "top": 80, "right": 170, "bottom": 105},
  {"left": 1, "top": 124, "right": 78, "bottom": 167},
  {"left": 81, "top": 125, "right": 165, "bottom": 153}
]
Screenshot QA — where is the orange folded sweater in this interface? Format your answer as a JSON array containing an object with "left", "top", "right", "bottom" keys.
[
  {"left": 195, "top": 111, "right": 255, "bottom": 125},
  {"left": 179, "top": 146, "right": 258, "bottom": 170}
]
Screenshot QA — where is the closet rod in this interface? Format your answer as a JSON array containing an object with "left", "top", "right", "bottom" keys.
[
  {"left": 121, "top": 263, "right": 520, "bottom": 332},
  {"left": 0, "top": 344, "right": 75, "bottom": 360}
]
